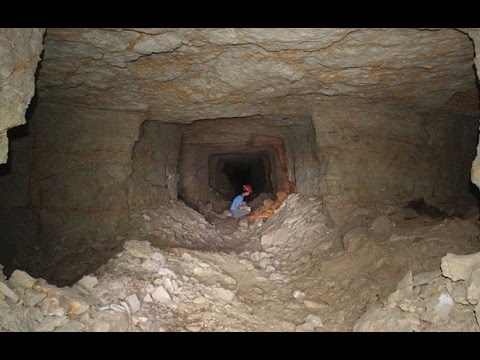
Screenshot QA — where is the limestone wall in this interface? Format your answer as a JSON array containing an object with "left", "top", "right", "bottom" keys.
[
  {"left": 467, "top": 29, "right": 480, "bottom": 190},
  {"left": 178, "top": 143, "right": 210, "bottom": 206},
  {"left": 284, "top": 120, "right": 322, "bottom": 197},
  {"left": 0, "top": 28, "right": 44, "bottom": 164},
  {"left": 127, "top": 121, "right": 182, "bottom": 208},
  {"left": 313, "top": 99, "right": 478, "bottom": 205},
  {"left": 0, "top": 103, "right": 149, "bottom": 281}
]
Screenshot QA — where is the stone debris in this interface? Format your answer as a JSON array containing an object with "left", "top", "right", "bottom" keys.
[
  {"left": 342, "top": 227, "right": 368, "bottom": 252},
  {"left": 354, "top": 249, "right": 480, "bottom": 331},
  {"left": 127, "top": 201, "right": 225, "bottom": 250},
  {"left": 441, "top": 252, "right": 480, "bottom": 281},
  {"left": 1, "top": 193, "right": 480, "bottom": 332},
  {"left": 293, "top": 290, "right": 306, "bottom": 299},
  {"left": 124, "top": 294, "right": 141, "bottom": 313},
  {"left": 77, "top": 275, "right": 99, "bottom": 290},
  {"left": 370, "top": 215, "right": 394, "bottom": 236},
  {"left": 252, "top": 194, "right": 335, "bottom": 258},
  {"left": 466, "top": 268, "right": 480, "bottom": 304}
]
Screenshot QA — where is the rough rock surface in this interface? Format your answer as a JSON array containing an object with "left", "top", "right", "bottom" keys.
[
  {"left": 0, "top": 28, "right": 45, "bottom": 163},
  {"left": 38, "top": 29, "right": 477, "bottom": 122},
  {"left": 1, "top": 194, "right": 479, "bottom": 332},
  {"left": 467, "top": 28, "right": 480, "bottom": 195}
]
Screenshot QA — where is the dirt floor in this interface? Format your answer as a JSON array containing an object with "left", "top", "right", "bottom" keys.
[{"left": 1, "top": 193, "right": 480, "bottom": 331}]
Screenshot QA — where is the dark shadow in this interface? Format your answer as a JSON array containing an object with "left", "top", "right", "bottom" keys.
[{"left": 468, "top": 181, "right": 480, "bottom": 216}]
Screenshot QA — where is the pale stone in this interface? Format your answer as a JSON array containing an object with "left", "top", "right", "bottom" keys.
[
  {"left": 304, "top": 314, "right": 323, "bottom": 327},
  {"left": 35, "top": 316, "right": 68, "bottom": 332},
  {"left": 269, "top": 273, "right": 285, "bottom": 282},
  {"left": 435, "top": 293, "right": 455, "bottom": 319},
  {"left": 250, "top": 252, "right": 261, "bottom": 262},
  {"left": 221, "top": 276, "right": 237, "bottom": 287},
  {"left": 151, "top": 252, "right": 166, "bottom": 265},
  {"left": 213, "top": 287, "right": 235, "bottom": 302},
  {"left": 304, "top": 300, "right": 324, "bottom": 309},
  {"left": 277, "top": 320, "right": 296, "bottom": 332},
  {"left": 141, "top": 259, "right": 161, "bottom": 273},
  {"left": 186, "top": 325, "right": 202, "bottom": 332},
  {"left": 0, "top": 307, "right": 44, "bottom": 332},
  {"left": 124, "top": 294, "right": 141, "bottom": 313},
  {"left": 91, "top": 309, "right": 130, "bottom": 332},
  {"left": 123, "top": 240, "right": 154, "bottom": 259},
  {"left": 0, "top": 28, "right": 45, "bottom": 164},
  {"left": 77, "top": 275, "right": 99, "bottom": 290},
  {"left": 398, "top": 300, "right": 417, "bottom": 313},
  {"left": 40, "top": 297, "right": 66, "bottom": 316},
  {"left": 317, "top": 241, "right": 333, "bottom": 251},
  {"left": 24, "top": 288, "right": 47, "bottom": 307},
  {"left": 370, "top": 215, "right": 393, "bottom": 235},
  {"left": 9, "top": 270, "right": 36, "bottom": 288},
  {"left": 193, "top": 296, "right": 207, "bottom": 304},
  {"left": 446, "top": 281, "right": 469, "bottom": 305},
  {"left": 91, "top": 320, "right": 111, "bottom": 332},
  {"left": 239, "top": 259, "right": 255, "bottom": 270},
  {"left": 272, "top": 229, "right": 290, "bottom": 246},
  {"left": 261, "top": 234, "right": 274, "bottom": 247},
  {"left": 151, "top": 286, "right": 171, "bottom": 303},
  {"left": 413, "top": 270, "right": 442, "bottom": 286},
  {"left": 295, "top": 322, "right": 315, "bottom": 332},
  {"left": 163, "top": 278, "right": 176, "bottom": 294},
  {"left": 395, "top": 270, "right": 413, "bottom": 299},
  {"left": 265, "top": 265, "right": 275, "bottom": 273},
  {"left": 55, "top": 320, "right": 85, "bottom": 332},
  {"left": 157, "top": 268, "right": 177, "bottom": 277},
  {"left": 441, "top": 252, "right": 480, "bottom": 281},
  {"left": 353, "top": 305, "right": 419, "bottom": 332},
  {"left": 293, "top": 290, "right": 306, "bottom": 299},
  {"left": 258, "top": 259, "right": 271, "bottom": 269},
  {"left": 421, "top": 293, "right": 455, "bottom": 324},
  {"left": 62, "top": 295, "right": 90, "bottom": 315},
  {"left": 466, "top": 268, "right": 480, "bottom": 304},
  {"left": 0, "top": 282, "right": 19, "bottom": 302},
  {"left": 342, "top": 227, "right": 368, "bottom": 251},
  {"left": 32, "top": 280, "right": 62, "bottom": 298}
]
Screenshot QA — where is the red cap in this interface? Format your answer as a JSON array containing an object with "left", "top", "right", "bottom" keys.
[{"left": 243, "top": 184, "right": 253, "bottom": 193}]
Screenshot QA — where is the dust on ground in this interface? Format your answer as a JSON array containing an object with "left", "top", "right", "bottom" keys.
[{"left": 1, "top": 193, "right": 480, "bottom": 331}]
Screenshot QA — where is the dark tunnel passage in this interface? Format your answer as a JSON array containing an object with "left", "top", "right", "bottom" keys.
[{"left": 209, "top": 152, "right": 273, "bottom": 199}]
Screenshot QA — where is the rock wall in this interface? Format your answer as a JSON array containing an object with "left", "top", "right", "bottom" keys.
[
  {"left": 468, "top": 29, "right": 480, "bottom": 191},
  {"left": 0, "top": 103, "right": 148, "bottom": 283},
  {"left": 178, "top": 142, "right": 210, "bottom": 206},
  {"left": 286, "top": 119, "right": 322, "bottom": 196},
  {"left": 127, "top": 121, "right": 182, "bottom": 208},
  {"left": 0, "top": 28, "right": 44, "bottom": 164},
  {"left": 313, "top": 98, "right": 478, "bottom": 205}
]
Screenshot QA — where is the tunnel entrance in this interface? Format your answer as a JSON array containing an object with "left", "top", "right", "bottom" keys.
[
  {"left": 176, "top": 116, "right": 306, "bottom": 215},
  {"left": 209, "top": 151, "right": 273, "bottom": 200}
]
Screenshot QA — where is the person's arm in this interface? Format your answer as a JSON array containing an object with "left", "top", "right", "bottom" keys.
[{"left": 230, "top": 196, "right": 243, "bottom": 211}]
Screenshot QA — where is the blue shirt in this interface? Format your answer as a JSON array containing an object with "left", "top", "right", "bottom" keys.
[{"left": 230, "top": 194, "right": 244, "bottom": 212}]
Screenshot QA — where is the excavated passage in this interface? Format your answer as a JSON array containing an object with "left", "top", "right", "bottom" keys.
[{"left": 1, "top": 29, "right": 480, "bottom": 332}]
